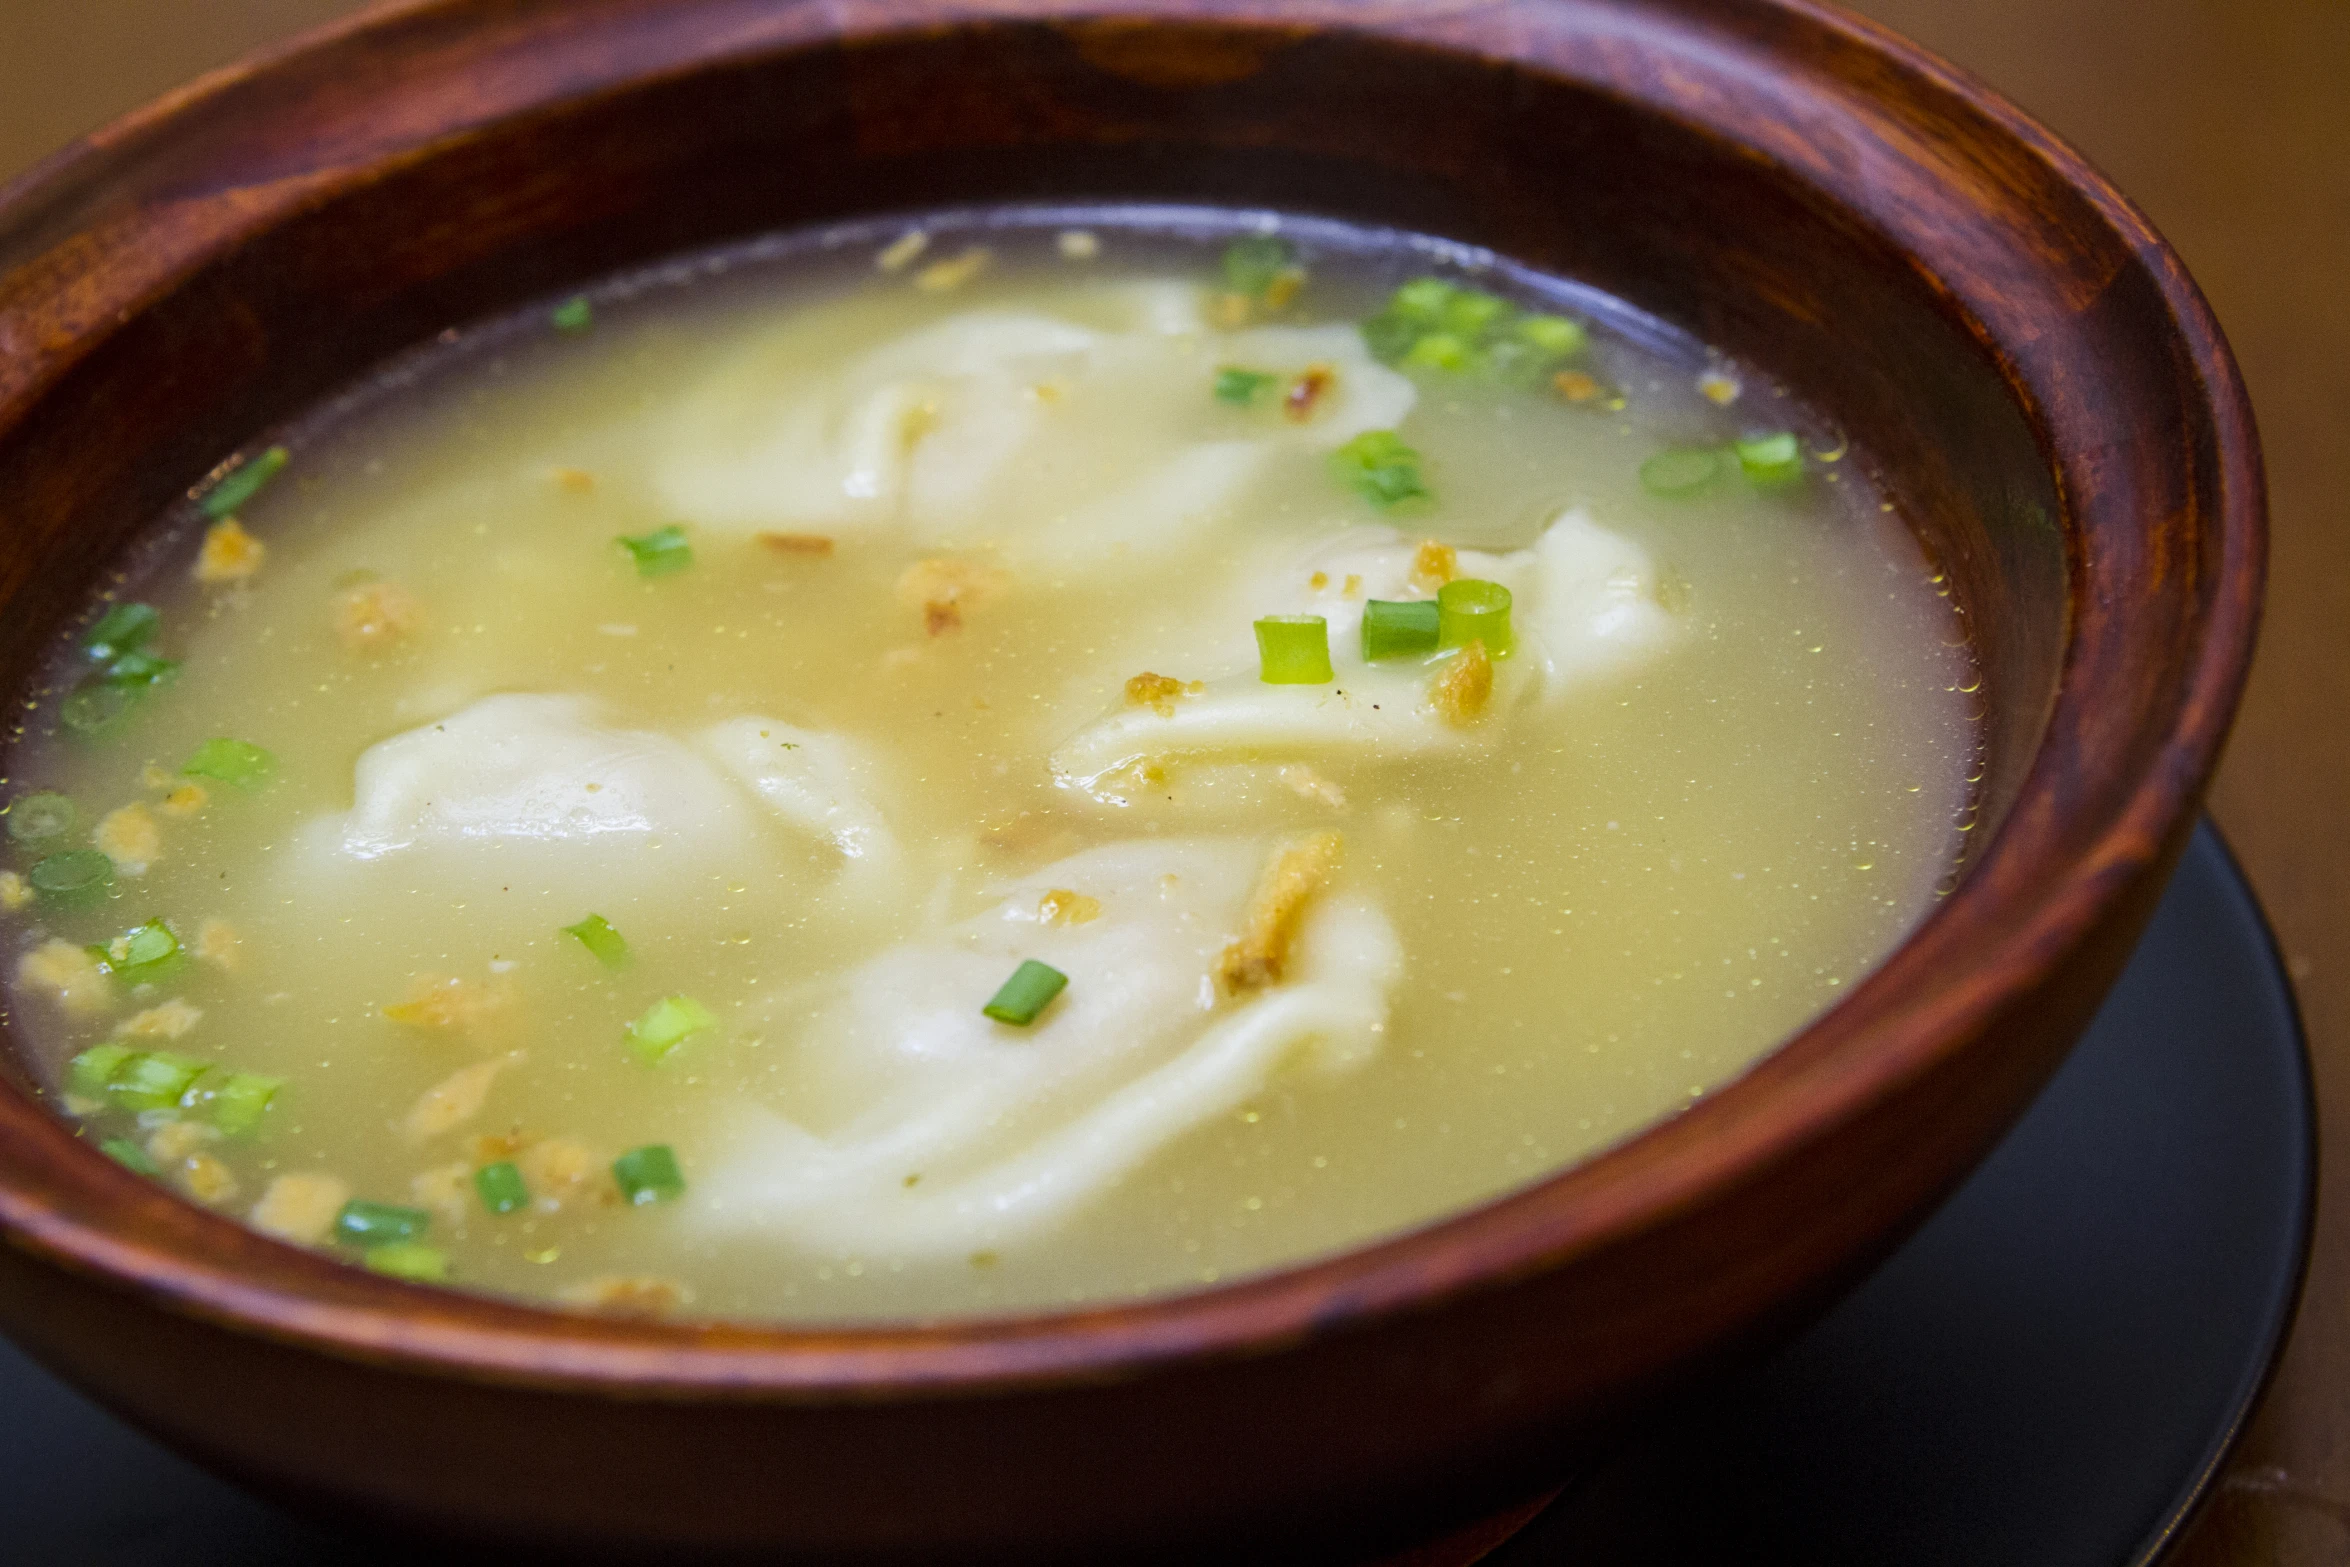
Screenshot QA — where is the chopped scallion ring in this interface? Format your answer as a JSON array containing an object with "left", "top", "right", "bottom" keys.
[
  {"left": 1402, "top": 332, "right": 1474, "bottom": 372},
  {"left": 1328, "top": 430, "right": 1430, "bottom": 509},
  {"left": 618, "top": 525, "right": 693, "bottom": 578},
  {"left": 183, "top": 737, "right": 276, "bottom": 788},
  {"left": 1361, "top": 598, "right": 1441, "bottom": 661},
  {"left": 333, "top": 1199, "right": 431, "bottom": 1248},
  {"left": 28, "top": 848, "right": 112, "bottom": 903},
  {"left": 1255, "top": 615, "right": 1335, "bottom": 684},
  {"left": 207, "top": 1072, "right": 284, "bottom": 1138},
  {"left": 59, "top": 683, "right": 132, "bottom": 737},
  {"left": 551, "top": 296, "right": 595, "bottom": 333},
  {"left": 1640, "top": 447, "right": 1726, "bottom": 497},
  {"left": 69, "top": 1044, "right": 134, "bottom": 1099},
  {"left": 106, "top": 1051, "right": 207, "bottom": 1112},
  {"left": 200, "top": 447, "right": 289, "bottom": 520},
  {"left": 1213, "top": 367, "right": 1279, "bottom": 406},
  {"left": 100, "top": 1137, "right": 159, "bottom": 1177},
  {"left": 1734, "top": 431, "right": 1806, "bottom": 487},
  {"left": 103, "top": 651, "right": 179, "bottom": 690},
  {"left": 1390, "top": 278, "right": 1458, "bottom": 323},
  {"left": 613, "top": 1144, "right": 686, "bottom": 1205},
  {"left": 1515, "top": 314, "right": 1588, "bottom": 356},
  {"left": 1440, "top": 289, "right": 1512, "bottom": 337},
  {"left": 364, "top": 1242, "right": 450, "bottom": 1281},
  {"left": 475, "top": 1161, "right": 531, "bottom": 1215},
  {"left": 96, "top": 918, "right": 182, "bottom": 982},
  {"left": 1437, "top": 579, "right": 1514, "bottom": 658},
  {"left": 1221, "top": 234, "right": 1297, "bottom": 297},
  {"left": 82, "top": 603, "right": 159, "bottom": 662},
  {"left": 6, "top": 791, "right": 75, "bottom": 846},
  {"left": 983, "top": 959, "right": 1069, "bottom": 1027},
  {"left": 627, "top": 994, "right": 718, "bottom": 1065},
  {"left": 563, "top": 913, "right": 630, "bottom": 970}
]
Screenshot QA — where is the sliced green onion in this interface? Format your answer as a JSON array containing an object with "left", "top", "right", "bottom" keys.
[
  {"left": 1360, "top": 310, "right": 1422, "bottom": 365},
  {"left": 1362, "top": 598, "right": 1441, "bottom": 660},
  {"left": 29, "top": 848, "right": 112, "bottom": 903},
  {"left": 60, "top": 682, "right": 133, "bottom": 737},
  {"left": 1389, "top": 277, "right": 1457, "bottom": 323},
  {"left": 69, "top": 1043, "right": 135, "bottom": 1098},
  {"left": 1213, "top": 367, "right": 1278, "bottom": 406},
  {"left": 101, "top": 1137, "right": 159, "bottom": 1176},
  {"left": 102, "top": 651, "right": 179, "bottom": 690},
  {"left": 334, "top": 1199, "right": 431, "bottom": 1248},
  {"left": 1437, "top": 578, "right": 1514, "bottom": 658},
  {"left": 1734, "top": 431, "right": 1806, "bottom": 487},
  {"left": 83, "top": 603, "right": 159, "bottom": 662},
  {"left": 107, "top": 1051, "right": 208, "bottom": 1112},
  {"left": 1255, "top": 615, "right": 1334, "bottom": 684},
  {"left": 200, "top": 447, "right": 289, "bottom": 520},
  {"left": 1328, "top": 430, "right": 1430, "bottom": 509},
  {"left": 1402, "top": 332, "right": 1475, "bottom": 373},
  {"left": 364, "top": 1242, "right": 450, "bottom": 1281},
  {"left": 1516, "top": 314, "right": 1588, "bottom": 356},
  {"left": 475, "top": 1161, "right": 531, "bottom": 1215},
  {"left": 551, "top": 296, "right": 595, "bottom": 333},
  {"left": 1440, "top": 288, "right": 1512, "bottom": 337},
  {"left": 626, "top": 993, "right": 718, "bottom": 1065},
  {"left": 618, "top": 525, "right": 692, "bottom": 578},
  {"left": 99, "top": 917, "right": 182, "bottom": 977},
  {"left": 982, "top": 959, "right": 1068, "bottom": 1027},
  {"left": 205, "top": 1072, "right": 283, "bottom": 1138},
  {"left": 613, "top": 1144, "right": 686, "bottom": 1205},
  {"left": 1640, "top": 447, "right": 1726, "bottom": 497},
  {"left": 563, "top": 913, "right": 629, "bottom": 970},
  {"left": 1221, "top": 234, "right": 1296, "bottom": 297},
  {"left": 183, "top": 737, "right": 276, "bottom": 788},
  {"left": 7, "top": 791, "right": 76, "bottom": 846}
]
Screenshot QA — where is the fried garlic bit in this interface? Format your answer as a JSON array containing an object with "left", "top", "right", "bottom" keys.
[
  {"left": 756, "top": 531, "right": 835, "bottom": 557},
  {"left": 560, "top": 1275, "right": 692, "bottom": 1318},
  {"left": 401, "top": 1058, "right": 509, "bottom": 1143},
  {"left": 1553, "top": 369, "right": 1605, "bottom": 405},
  {"left": 897, "top": 556, "right": 1008, "bottom": 636},
  {"left": 334, "top": 578, "right": 423, "bottom": 652},
  {"left": 1697, "top": 369, "right": 1742, "bottom": 406},
  {"left": 1409, "top": 540, "right": 1458, "bottom": 592},
  {"left": 145, "top": 1119, "right": 217, "bottom": 1164},
  {"left": 194, "top": 518, "right": 266, "bottom": 584},
  {"left": 550, "top": 467, "right": 597, "bottom": 494},
  {"left": 18, "top": 940, "right": 112, "bottom": 1017},
  {"left": 913, "top": 246, "right": 990, "bottom": 292},
  {"left": 95, "top": 802, "right": 161, "bottom": 875},
  {"left": 1217, "top": 832, "right": 1343, "bottom": 995},
  {"left": 1279, "top": 764, "right": 1347, "bottom": 809},
  {"left": 195, "top": 916, "right": 242, "bottom": 971},
  {"left": 176, "top": 1153, "right": 240, "bottom": 1207},
  {"left": 517, "top": 1137, "right": 606, "bottom": 1211},
  {"left": 410, "top": 1160, "right": 475, "bottom": 1221},
  {"left": 157, "top": 782, "right": 207, "bottom": 818},
  {"left": 119, "top": 999, "right": 202, "bottom": 1040},
  {"left": 1039, "top": 888, "right": 1102, "bottom": 927},
  {"left": 0, "top": 871, "right": 28, "bottom": 912},
  {"left": 1124, "top": 670, "right": 1202, "bottom": 716},
  {"left": 250, "top": 1172, "right": 350, "bottom": 1245},
  {"left": 1283, "top": 363, "right": 1336, "bottom": 423},
  {"left": 1429, "top": 638, "right": 1494, "bottom": 727},
  {"left": 381, "top": 972, "right": 511, "bottom": 1038}
]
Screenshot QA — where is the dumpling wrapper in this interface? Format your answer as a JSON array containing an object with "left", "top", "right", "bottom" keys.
[
  {"left": 1049, "top": 506, "right": 1677, "bottom": 796},
  {"left": 692, "top": 837, "right": 1403, "bottom": 1256},
  {"left": 301, "top": 693, "right": 901, "bottom": 900},
  {"left": 655, "top": 283, "right": 1415, "bottom": 568}
]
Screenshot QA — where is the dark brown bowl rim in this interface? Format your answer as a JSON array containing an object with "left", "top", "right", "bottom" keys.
[{"left": 0, "top": 0, "right": 2264, "bottom": 1399}]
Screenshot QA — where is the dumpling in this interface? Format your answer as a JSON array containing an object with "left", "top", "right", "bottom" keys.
[
  {"left": 302, "top": 693, "right": 901, "bottom": 899},
  {"left": 692, "top": 836, "right": 1402, "bottom": 1256},
  {"left": 1049, "top": 506, "right": 1677, "bottom": 798},
  {"left": 655, "top": 284, "right": 1415, "bottom": 569}
]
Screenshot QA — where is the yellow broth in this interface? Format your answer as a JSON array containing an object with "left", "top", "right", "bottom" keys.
[{"left": 0, "top": 216, "right": 1977, "bottom": 1322}]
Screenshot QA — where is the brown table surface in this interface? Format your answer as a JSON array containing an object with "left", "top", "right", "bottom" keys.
[{"left": 4, "top": 1, "right": 2345, "bottom": 1558}]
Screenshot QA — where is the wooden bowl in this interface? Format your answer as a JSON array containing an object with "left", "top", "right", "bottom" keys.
[{"left": 0, "top": 2, "right": 2263, "bottom": 1561}]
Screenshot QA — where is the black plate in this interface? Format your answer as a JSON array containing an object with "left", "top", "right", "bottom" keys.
[
  {"left": 0, "top": 824, "right": 2312, "bottom": 1565},
  {"left": 1492, "top": 821, "right": 2315, "bottom": 1566}
]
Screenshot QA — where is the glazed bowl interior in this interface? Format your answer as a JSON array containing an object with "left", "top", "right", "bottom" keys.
[{"left": 0, "top": 1, "right": 2258, "bottom": 1559}]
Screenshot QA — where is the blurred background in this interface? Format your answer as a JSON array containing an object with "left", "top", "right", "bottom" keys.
[{"left": 3, "top": 1, "right": 2344, "bottom": 1561}]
